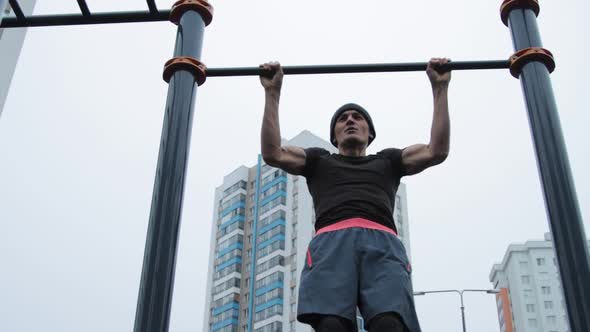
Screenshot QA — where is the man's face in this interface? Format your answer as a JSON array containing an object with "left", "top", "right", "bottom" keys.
[{"left": 333, "top": 110, "right": 371, "bottom": 148}]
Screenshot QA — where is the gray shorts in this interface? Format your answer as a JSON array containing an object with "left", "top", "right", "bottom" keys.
[{"left": 297, "top": 218, "right": 421, "bottom": 332}]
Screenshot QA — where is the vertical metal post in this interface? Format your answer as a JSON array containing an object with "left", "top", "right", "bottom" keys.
[
  {"left": 459, "top": 291, "right": 467, "bottom": 332},
  {"left": 502, "top": 2, "right": 590, "bottom": 331},
  {"left": 133, "top": 1, "right": 212, "bottom": 332}
]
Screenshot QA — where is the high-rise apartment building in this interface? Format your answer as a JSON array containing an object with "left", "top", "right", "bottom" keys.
[
  {"left": 203, "top": 130, "right": 411, "bottom": 332},
  {"left": 489, "top": 233, "right": 590, "bottom": 332},
  {"left": 0, "top": 0, "right": 37, "bottom": 116}
]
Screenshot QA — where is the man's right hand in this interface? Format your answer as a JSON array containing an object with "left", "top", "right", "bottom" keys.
[{"left": 259, "top": 61, "right": 283, "bottom": 93}]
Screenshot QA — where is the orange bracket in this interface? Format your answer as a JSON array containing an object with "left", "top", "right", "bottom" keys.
[
  {"left": 509, "top": 47, "right": 555, "bottom": 78},
  {"left": 500, "top": 0, "right": 540, "bottom": 26},
  {"left": 170, "top": 0, "right": 214, "bottom": 26},
  {"left": 163, "top": 56, "right": 207, "bottom": 85}
]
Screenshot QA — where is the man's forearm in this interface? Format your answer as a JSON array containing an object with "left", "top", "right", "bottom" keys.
[
  {"left": 261, "top": 90, "right": 282, "bottom": 161},
  {"left": 429, "top": 85, "right": 450, "bottom": 157}
]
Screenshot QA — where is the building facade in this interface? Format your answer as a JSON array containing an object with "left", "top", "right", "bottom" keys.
[
  {"left": 203, "top": 130, "right": 411, "bottom": 332},
  {"left": 0, "top": 0, "right": 37, "bottom": 116},
  {"left": 489, "top": 233, "right": 590, "bottom": 332}
]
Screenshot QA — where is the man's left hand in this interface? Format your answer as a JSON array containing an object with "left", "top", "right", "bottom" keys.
[{"left": 427, "top": 58, "right": 452, "bottom": 87}]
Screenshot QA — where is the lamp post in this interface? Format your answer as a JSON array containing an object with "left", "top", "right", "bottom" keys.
[{"left": 413, "top": 289, "right": 500, "bottom": 332}]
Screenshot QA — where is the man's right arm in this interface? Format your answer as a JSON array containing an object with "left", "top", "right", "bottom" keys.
[{"left": 260, "top": 62, "right": 306, "bottom": 175}]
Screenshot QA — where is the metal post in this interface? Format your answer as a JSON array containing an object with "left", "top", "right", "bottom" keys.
[
  {"left": 502, "top": 2, "right": 590, "bottom": 331},
  {"left": 459, "top": 291, "right": 467, "bottom": 332},
  {"left": 133, "top": 1, "right": 211, "bottom": 331},
  {"left": 414, "top": 289, "right": 498, "bottom": 331}
]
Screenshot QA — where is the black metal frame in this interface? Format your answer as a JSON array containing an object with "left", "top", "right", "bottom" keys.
[
  {"left": 504, "top": 6, "right": 590, "bottom": 332},
  {"left": 1, "top": 0, "right": 169, "bottom": 27},
  {"left": 133, "top": 9, "right": 206, "bottom": 332},
  {"left": 1, "top": 1, "right": 588, "bottom": 332},
  {"left": 76, "top": 0, "right": 90, "bottom": 17},
  {"left": 7, "top": 0, "right": 25, "bottom": 20}
]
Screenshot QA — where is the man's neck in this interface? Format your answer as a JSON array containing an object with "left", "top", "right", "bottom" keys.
[{"left": 338, "top": 145, "right": 367, "bottom": 157}]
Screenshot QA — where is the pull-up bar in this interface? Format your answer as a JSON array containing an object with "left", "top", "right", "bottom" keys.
[
  {"left": 1, "top": 1, "right": 588, "bottom": 332},
  {"left": 206, "top": 60, "right": 511, "bottom": 77}
]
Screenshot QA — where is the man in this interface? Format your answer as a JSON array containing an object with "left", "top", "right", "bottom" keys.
[{"left": 259, "top": 58, "right": 451, "bottom": 332}]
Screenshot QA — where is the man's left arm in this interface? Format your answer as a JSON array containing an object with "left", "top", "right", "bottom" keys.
[{"left": 402, "top": 58, "right": 451, "bottom": 175}]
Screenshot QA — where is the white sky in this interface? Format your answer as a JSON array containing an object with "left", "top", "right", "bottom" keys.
[{"left": 0, "top": 1, "right": 588, "bottom": 331}]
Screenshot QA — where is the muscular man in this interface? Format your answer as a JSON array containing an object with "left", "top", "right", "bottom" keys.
[{"left": 259, "top": 59, "right": 451, "bottom": 332}]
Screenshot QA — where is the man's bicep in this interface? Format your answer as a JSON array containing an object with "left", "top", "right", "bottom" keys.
[
  {"left": 401, "top": 144, "right": 436, "bottom": 175},
  {"left": 275, "top": 145, "right": 307, "bottom": 175}
]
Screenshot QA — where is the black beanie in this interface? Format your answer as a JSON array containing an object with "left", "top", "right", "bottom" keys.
[{"left": 330, "top": 103, "right": 376, "bottom": 148}]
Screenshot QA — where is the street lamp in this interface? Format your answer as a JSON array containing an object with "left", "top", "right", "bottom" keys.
[{"left": 413, "top": 289, "right": 500, "bottom": 332}]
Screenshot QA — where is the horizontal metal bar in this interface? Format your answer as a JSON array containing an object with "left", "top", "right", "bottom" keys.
[
  {"left": 146, "top": 0, "right": 158, "bottom": 14},
  {"left": 206, "top": 60, "right": 510, "bottom": 77},
  {"left": 8, "top": 0, "right": 25, "bottom": 21},
  {"left": 0, "top": 10, "right": 170, "bottom": 27},
  {"left": 77, "top": 0, "right": 91, "bottom": 17}
]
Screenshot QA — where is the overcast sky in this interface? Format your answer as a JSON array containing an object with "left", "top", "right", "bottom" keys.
[{"left": 1, "top": 1, "right": 588, "bottom": 331}]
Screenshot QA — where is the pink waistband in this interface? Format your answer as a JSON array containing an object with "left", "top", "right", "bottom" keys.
[{"left": 315, "top": 218, "right": 398, "bottom": 236}]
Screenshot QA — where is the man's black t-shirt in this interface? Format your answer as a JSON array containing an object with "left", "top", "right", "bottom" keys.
[{"left": 301, "top": 147, "right": 407, "bottom": 232}]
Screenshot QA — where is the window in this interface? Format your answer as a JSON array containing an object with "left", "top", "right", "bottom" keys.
[
  {"left": 526, "top": 304, "right": 535, "bottom": 313},
  {"left": 537, "top": 257, "right": 546, "bottom": 266},
  {"left": 223, "top": 181, "right": 247, "bottom": 197},
  {"left": 212, "top": 278, "right": 241, "bottom": 296},
  {"left": 257, "top": 240, "right": 285, "bottom": 259},
  {"left": 542, "top": 286, "right": 551, "bottom": 295},
  {"left": 523, "top": 289, "right": 533, "bottom": 298},
  {"left": 219, "top": 194, "right": 246, "bottom": 212},
  {"left": 547, "top": 315, "right": 556, "bottom": 325},
  {"left": 255, "top": 271, "right": 284, "bottom": 290},
  {"left": 258, "top": 224, "right": 285, "bottom": 244},
  {"left": 519, "top": 261, "right": 529, "bottom": 270},
  {"left": 255, "top": 288, "right": 283, "bottom": 306},
  {"left": 544, "top": 301, "right": 554, "bottom": 310},
  {"left": 211, "top": 294, "right": 240, "bottom": 310},
  {"left": 256, "top": 255, "right": 285, "bottom": 274},
  {"left": 254, "top": 321, "right": 282, "bottom": 332},
  {"left": 254, "top": 304, "right": 283, "bottom": 322},
  {"left": 521, "top": 275, "right": 530, "bottom": 284},
  {"left": 528, "top": 318, "right": 537, "bottom": 327}
]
